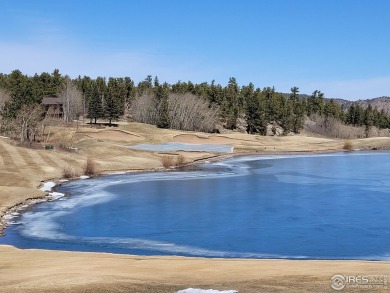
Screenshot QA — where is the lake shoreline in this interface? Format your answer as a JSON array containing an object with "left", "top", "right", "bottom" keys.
[
  {"left": 4, "top": 149, "right": 390, "bottom": 261},
  {"left": 0, "top": 147, "right": 382, "bottom": 238},
  {"left": 1, "top": 244, "right": 389, "bottom": 292},
  {"left": 0, "top": 148, "right": 346, "bottom": 236},
  {"left": 1, "top": 136, "right": 390, "bottom": 292}
]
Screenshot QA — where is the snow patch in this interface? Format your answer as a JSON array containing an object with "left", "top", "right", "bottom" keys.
[
  {"left": 107, "top": 171, "right": 127, "bottom": 175},
  {"left": 47, "top": 192, "right": 65, "bottom": 201},
  {"left": 40, "top": 181, "right": 56, "bottom": 192},
  {"left": 79, "top": 175, "right": 90, "bottom": 179},
  {"left": 3, "top": 212, "right": 19, "bottom": 221}
]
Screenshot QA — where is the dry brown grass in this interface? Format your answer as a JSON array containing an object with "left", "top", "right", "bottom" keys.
[
  {"left": 83, "top": 157, "right": 96, "bottom": 176},
  {"left": 161, "top": 156, "right": 175, "bottom": 168},
  {"left": 2, "top": 123, "right": 390, "bottom": 293},
  {"left": 175, "top": 154, "right": 186, "bottom": 167},
  {"left": 304, "top": 115, "right": 366, "bottom": 139},
  {"left": 343, "top": 140, "right": 353, "bottom": 151},
  {"left": 62, "top": 165, "right": 79, "bottom": 179},
  {"left": 1, "top": 244, "right": 389, "bottom": 293}
]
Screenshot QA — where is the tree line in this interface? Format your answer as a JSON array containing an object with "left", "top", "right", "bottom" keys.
[{"left": 0, "top": 69, "right": 389, "bottom": 143}]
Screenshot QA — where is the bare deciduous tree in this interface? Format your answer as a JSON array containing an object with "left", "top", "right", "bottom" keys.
[
  {"left": 129, "top": 93, "right": 159, "bottom": 125},
  {"left": 58, "top": 78, "right": 83, "bottom": 123},
  {"left": 0, "top": 89, "right": 10, "bottom": 112},
  {"left": 304, "top": 114, "right": 372, "bottom": 139},
  {"left": 168, "top": 93, "right": 219, "bottom": 132},
  {"left": 129, "top": 93, "right": 220, "bottom": 132},
  {"left": 14, "top": 104, "right": 45, "bottom": 142},
  {"left": 0, "top": 89, "right": 11, "bottom": 133}
]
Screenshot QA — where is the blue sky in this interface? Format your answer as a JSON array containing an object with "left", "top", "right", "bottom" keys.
[{"left": 1, "top": 0, "right": 389, "bottom": 100}]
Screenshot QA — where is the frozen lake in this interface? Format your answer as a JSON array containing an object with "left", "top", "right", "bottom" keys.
[
  {"left": 128, "top": 142, "right": 233, "bottom": 153},
  {"left": 1, "top": 151, "right": 390, "bottom": 260}
]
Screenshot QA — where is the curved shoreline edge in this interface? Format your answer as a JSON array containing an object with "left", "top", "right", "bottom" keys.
[
  {"left": 0, "top": 151, "right": 235, "bottom": 236},
  {"left": 1, "top": 243, "right": 389, "bottom": 293},
  {"left": 0, "top": 149, "right": 335, "bottom": 236},
  {"left": 0, "top": 148, "right": 365, "bottom": 250},
  {"left": 2, "top": 148, "right": 390, "bottom": 292}
]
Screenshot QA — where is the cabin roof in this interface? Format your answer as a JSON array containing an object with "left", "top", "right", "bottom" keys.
[{"left": 42, "top": 97, "right": 63, "bottom": 105}]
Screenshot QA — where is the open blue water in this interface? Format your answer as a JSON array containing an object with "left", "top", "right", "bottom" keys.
[{"left": 1, "top": 152, "right": 390, "bottom": 260}]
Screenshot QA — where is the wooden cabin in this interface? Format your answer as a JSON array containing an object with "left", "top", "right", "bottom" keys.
[{"left": 42, "top": 97, "right": 63, "bottom": 119}]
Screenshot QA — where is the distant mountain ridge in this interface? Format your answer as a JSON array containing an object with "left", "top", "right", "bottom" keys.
[
  {"left": 285, "top": 93, "right": 390, "bottom": 113},
  {"left": 333, "top": 96, "right": 390, "bottom": 113}
]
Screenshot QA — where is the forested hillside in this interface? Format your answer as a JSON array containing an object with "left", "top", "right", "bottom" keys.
[
  {"left": 334, "top": 96, "right": 390, "bottom": 113},
  {"left": 0, "top": 70, "right": 389, "bottom": 143}
]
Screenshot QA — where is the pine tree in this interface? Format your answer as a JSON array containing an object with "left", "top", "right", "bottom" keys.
[
  {"left": 323, "top": 99, "right": 340, "bottom": 119},
  {"left": 378, "top": 109, "right": 389, "bottom": 128},
  {"left": 208, "top": 80, "right": 223, "bottom": 105},
  {"left": 87, "top": 86, "right": 103, "bottom": 124},
  {"left": 279, "top": 98, "right": 294, "bottom": 134},
  {"left": 291, "top": 102, "right": 305, "bottom": 133},
  {"left": 307, "top": 90, "right": 324, "bottom": 116},
  {"left": 137, "top": 75, "right": 153, "bottom": 95},
  {"left": 289, "top": 87, "right": 304, "bottom": 133},
  {"left": 243, "top": 83, "right": 256, "bottom": 133},
  {"left": 222, "top": 77, "right": 240, "bottom": 129},
  {"left": 104, "top": 89, "right": 120, "bottom": 126},
  {"left": 245, "top": 86, "right": 267, "bottom": 134},
  {"left": 263, "top": 87, "right": 278, "bottom": 122},
  {"left": 3, "top": 70, "right": 36, "bottom": 119},
  {"left": 76, "top": 75, "right": 93, "bottom": 124},
  {"left": 156, "top": 83, "right": 170, "bottom": 128},
  {"left": 289, "top": 86, "right": 299, "bottom": 102},
  {"left": 364, "top": 104, "right": 374, "bottom": 137}
]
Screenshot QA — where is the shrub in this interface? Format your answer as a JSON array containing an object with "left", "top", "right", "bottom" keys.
[
  {"left": 161, "top": 156, "right": 175, "bottom": 168},
  {"left": 304, "top": 115, "right": 366, "bottom": 139},
  {"left": 62, "top": 165, "right": 77, "bottom": 178},
  {"left": 175, "top": 154, "right": 186, "bottom": 167},
  {"left": 83, "top": 157, "right": 96, "bottom": 176},
  {"left": 343, "top": 140, "right": 353, "bottom": 151}
]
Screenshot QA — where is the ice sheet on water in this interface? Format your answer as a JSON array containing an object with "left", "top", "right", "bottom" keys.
[
  {"left": 18, "top": 212, "right": 309, "bottom": 258},
  {"left": 14, "top": 151, "right": 390, "bottom": 260},
  {"left": 20, "top": 210, "right": 71, "bottom": 239},
  {"left": 107, "top": 171, "right": 127, "bottom": 175},
  {"left": 129, "top": 142, "right": 233, "bottom": 153},
  {"left": 47, "top": 192, "right": 65, "bottom": 201},
  {"left": 3, "top": 212, "right": 19, "bottom": 221}
]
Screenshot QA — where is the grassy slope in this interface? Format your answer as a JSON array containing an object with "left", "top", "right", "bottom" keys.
[
  {"left": 0, "top": 122, "right": 390, "bottom": 292},
  {"left": 1, "top": 122, "right": 390, "bottom": 220}
]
